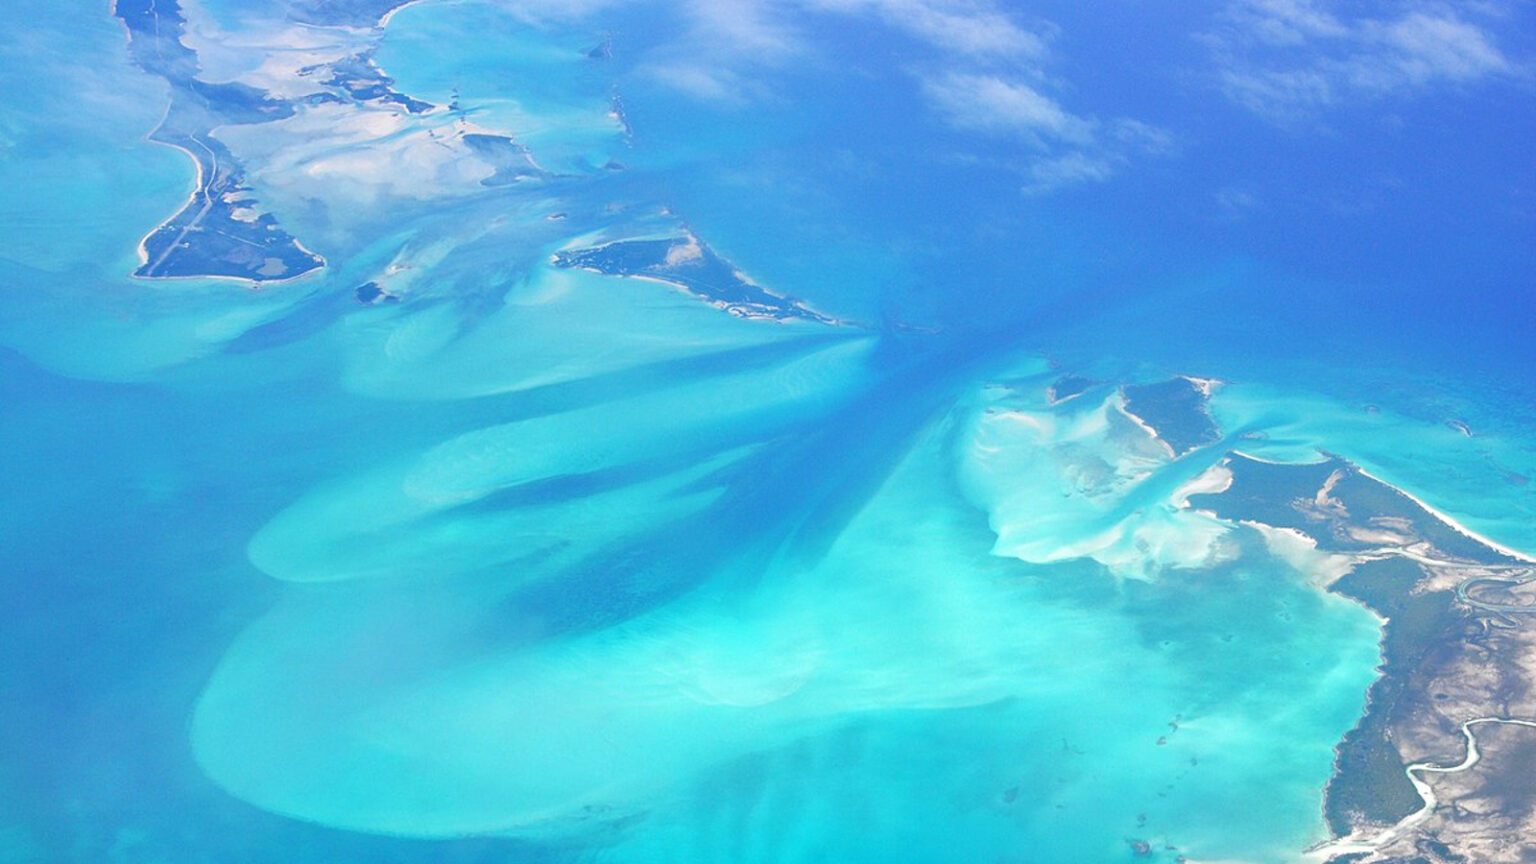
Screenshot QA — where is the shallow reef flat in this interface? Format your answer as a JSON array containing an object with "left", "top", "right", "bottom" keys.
[{"left": 192, "top": 361, "right": 1394, "bottom": 862}]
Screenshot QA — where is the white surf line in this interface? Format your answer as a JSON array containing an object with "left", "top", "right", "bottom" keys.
[
  {"left": 1115, "top": 392, "right": 1177, "bottom": 459},
  {"left": 378, "top": 0, "right": 428, "bottom": 29},
  {"left": 1228, "top": 448, "right": 1330, "bottom": 466},
  {"left": 130, "top": 130, "right": 327, "bottom": 285},
  {"left": 1354, "top": 467, "right": 1536, "bottom": 565},
  {"left": 1183, "top": 375, "right": 1222, "bottom": 397},
  {"left": 1221, "top": 455, "right": 1535, "bottom": 572},
  {"left": 1310, "top": 717, "right": 1536, "bottom": 860},
  {"left": 1217, "top": 453, "right": 1536, "bottom": 564},
  {"left": 143, "top": 133, "right": 220, "bottom": 276}
]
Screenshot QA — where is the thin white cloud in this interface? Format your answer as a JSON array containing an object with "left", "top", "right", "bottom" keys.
[
  {"left": 643, "top": 62, "right": 746, "bottom": 104},
  {"left": 1109, "top": 118, "right": 1177, "bottom": 155},
  {"left": 1218, "top": 66, "right": 1335, "bottom": 115},
  {"left": 1209, "top": 0, "right": 1519, "bottom": 120},
  {"left": 636, "top": 0, "right": 1051, "bottom": 104},
  {"left": 918, "top": 71, "right": 1172, "bottom": 193},
  {"left": 1235, "top": 0, "right": 1348, "bottom": 45},
  {"left": 1361, "top": 12, "right": 1510, "bottom": 87},
  {"left": 1214, "top": 186, "right": 1263, "bottom": 218},
  {"left": 806, "top": 0, "right": 1050, "bottom": 60},
  {"left": 629, "top": 0, "right": 807, "bottom": 105},
  {"left": 920, "top": 72, "right": 1095, "bottom": 145},
  {"left": 1021, "top": 152, "right": 1117, "bottom": 195},
  {"left": 683, "top": 0, "right": 805, "bottom": 61},
  {"left": 628, "top": 0, "right": 1165, "bottom": 191}
]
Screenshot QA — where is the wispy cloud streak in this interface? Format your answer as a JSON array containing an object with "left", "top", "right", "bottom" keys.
[
  {"left": 628, "top": 0, "right": 1167, "bottom": 192},
  {"left": 1208, "top": 0, "right": 1519, "bottom": 120}
]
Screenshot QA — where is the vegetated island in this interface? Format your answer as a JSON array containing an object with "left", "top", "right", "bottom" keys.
[
  {"left": 114, "top": 0, "right": 324, "bottom": 283},
  {"left": 1118, "top": 373, "right": 1536, "bottom": 854},
  {"left": 1182, "top": 457, "right": 1532, "bottom": 862},
  {"left": 1097, "top": 374, "right": 1535, "bottom": 862},
  {"left": 1046, "top": 373, "right": 1099, "bottom": 405},
  {"left": 1194, "top": 453, "right": 1534, "bottom": 864},
  {"left": 551, "top": 234, "right": 846, "bottom": 324},
  {"left": 1122, "top": 376, "right": 1222, "bottom": 456}
]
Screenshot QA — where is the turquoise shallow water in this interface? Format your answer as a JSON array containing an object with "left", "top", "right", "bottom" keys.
[{"left": 1, "top": 1, "right": 1532, "bottom": 862}]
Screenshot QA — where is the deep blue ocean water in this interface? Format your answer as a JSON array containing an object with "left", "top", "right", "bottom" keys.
[{"left": 1, "top": 1, "right": 1532, "bottom": 862}]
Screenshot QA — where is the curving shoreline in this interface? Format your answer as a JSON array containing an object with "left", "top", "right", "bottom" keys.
[
  {"left": 1353, "top": 466, "right": 1536, "bottom": 565},
  {"left": 113, "top": 0, "right": 326, "bottom": 283}
]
